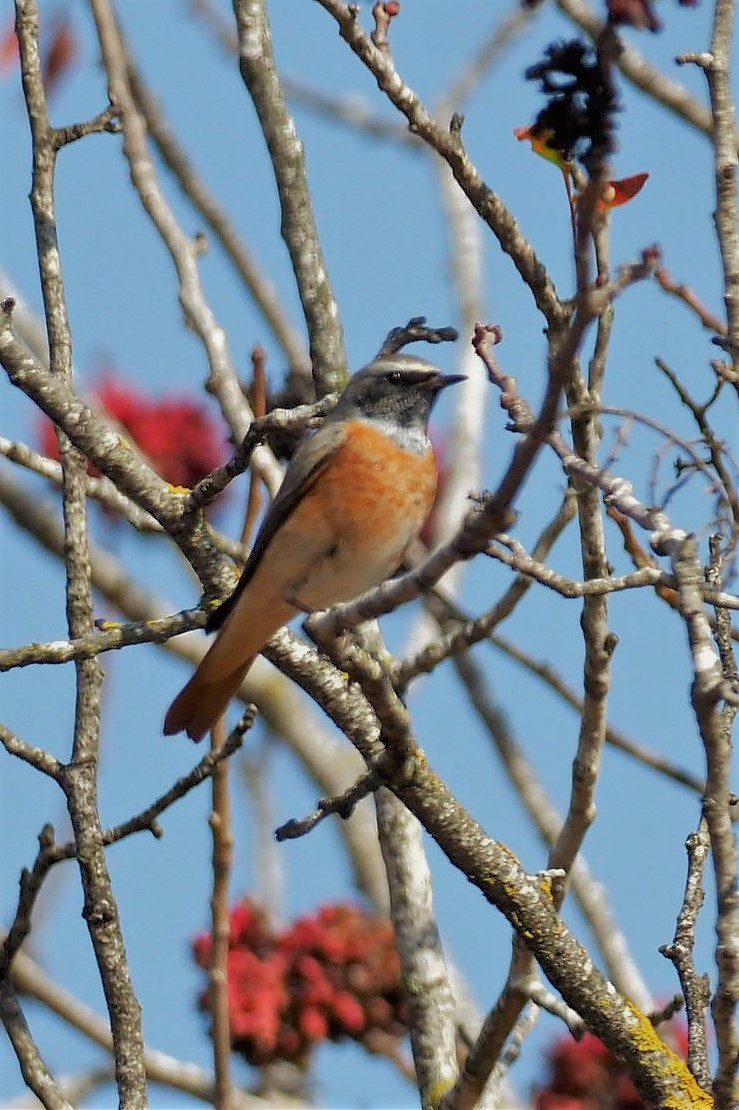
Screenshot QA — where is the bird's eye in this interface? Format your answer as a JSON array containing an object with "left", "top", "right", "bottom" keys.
[{"left": 388, "top": 370, "right": 404, "bottom": 385}]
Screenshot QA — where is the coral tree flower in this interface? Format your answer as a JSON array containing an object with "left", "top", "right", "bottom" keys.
[
  {"left": 38, "top": 372, "right": 228, "bottom": 497},
  {"left": 193, "top": 899, "right": 408, "bottom": 1067}
]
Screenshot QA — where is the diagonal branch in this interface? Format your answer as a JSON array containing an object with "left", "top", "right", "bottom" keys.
[
  {"left": 669, "top": 536, "right": 738, "bottom": 1110},
  {"left": 87, "top": 0, "right": 284, "bottom": 492},
  {"left": 8, "top": 945, "right": 271, "bottom": 1109},
  {"left": 315, "top": 0, "right": 564, "bottom": 325},
  {"left": 15, "top": 2, "right": 147, "bottom": 1104},
  {"left": 0, "top": 979, "right": 73, "bottom": 1110},
  {"left": 232, "top": 0, "right": 348, "bottom": 394},
  {"left": 123, "top": 51, "right": 311, "bottom": 379}
]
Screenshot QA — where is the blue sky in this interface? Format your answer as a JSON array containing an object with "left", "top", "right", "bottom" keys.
[{"left": 1, "top": 1, "right": 736, "bottom": 1107}]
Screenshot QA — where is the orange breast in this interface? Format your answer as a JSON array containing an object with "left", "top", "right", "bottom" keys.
[{"left": 303, "top": 420, "right": 437, "bottom": 551}]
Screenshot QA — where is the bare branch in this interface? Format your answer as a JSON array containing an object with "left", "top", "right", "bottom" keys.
[
  {"left": 375, "top": 316, "right": 458, "bottom": 357},
  {"left": 450, "top": 647, "right": 653, "bottom": 1006},
  {"left": 489, "top": 632, "right": 713, "bottom": 798},
  {"left": 655, "top": 267, "right": 729, "bottom": 338},
  {"left": 51, "top": 104, "right": 120, "bottom": 148},
  {"left": 232, "top": 0, "right": 348, "bottom": 394},
  {"left": 285, "top": 74, "right": 415, "bottom": 143},
  {"left": 87, "top": 0, "right": 283, "bottom": 489},
  {"left": 15, "top": 3, "right": 147, "bottom": 1102},
  {"left": 376, "top": 790, "right": 457, "bottom": 1102},
  {"left": 400, "top": 490, "right": 577, "bottom": 687},
  {"left": 275, "top": 765, "right": 382, "bottom": 842},
  {"left": 660, "top": 819, "right": 713, "bottom": 1092},
  {"left": 208, "top": 718, "right": 235, "bottom": 1110},
  {"left": 0, "top": 608, "right": 206, "bottom": 671},
  {"left": 437, "top": 4, "right": 538, "bottom": 113},
  {"left": 668, "top": 535, "right": 739, "bottom": 1109},
  {"left": 186, "top": 395, "right": 334, "bottom": 512},
  {"left": 487, "top": 537, "right": 675, "bottom": 598},
  {"left": 315, "top": 0, "right": 564, "bottom": 325},
  {"left": 0, "top": 980, "right": 73, "bottom": 1110},
  {"left": 677, "top": 0, "right": 739, "bottom": 387},
  {"left": 0, "top": 724, "right": 62, "bottom": 778},
  {"left": 0, "top": 435, "right": 162, "bottom": 531},
  {"left": 8, "top": 946, "right": 272, "bottom": 1109},
  {"left": 124, "top": 53, "right": 311, "bottom": 378}
]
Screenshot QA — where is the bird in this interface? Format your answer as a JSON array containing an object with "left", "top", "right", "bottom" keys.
[{"left": 163, "top": 352, "right": 465, "bottom": 740}]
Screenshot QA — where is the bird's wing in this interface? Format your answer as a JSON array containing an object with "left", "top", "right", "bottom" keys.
[{"left": 206, "top": 421, "right": 347, "bottom": 632}]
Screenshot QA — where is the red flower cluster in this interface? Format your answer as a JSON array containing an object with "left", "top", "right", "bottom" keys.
[
  {"left": 534, "top": 1029, "right": 688, "bottom": 1110},
  {"left": 607, "top": 0, "right": 697, "bottom": 33},
  {"left": 193, "top": 900, "right": 407, "bottom": 1067},
  {"left": 38, "top": 374, "right": 228, "bottom": 493}
]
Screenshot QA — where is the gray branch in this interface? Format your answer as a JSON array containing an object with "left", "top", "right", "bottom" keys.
[{"left": 232, "top": 0, "right": 348, "bottom": 394}]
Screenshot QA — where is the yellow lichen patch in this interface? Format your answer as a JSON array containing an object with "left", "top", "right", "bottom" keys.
[
  {"left": 539, "top": 874, "right": 555, "bottom": 902},
  {"left": 96, "top": 620, "right": 122, "bottom": 631},
  {"left": 412, "top": 748, "right": 430, "bottom": 774},
  {"left": 624, "top": 1001, "right": 713, "bottom": 1109},
  {"left": 167, "top": 483, "right": 191, "bottom": 494},
  {"left": 422, "top": 1074, "right": 457, "bottom": 1110}
]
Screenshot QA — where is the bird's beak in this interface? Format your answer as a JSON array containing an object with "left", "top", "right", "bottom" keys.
[{"left": 427, "top": 372, "right": 467, "bottom": 392}]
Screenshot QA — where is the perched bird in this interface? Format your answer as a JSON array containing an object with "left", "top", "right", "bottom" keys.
[{"left": 163, "top": 353, "right": 464, "bottom": 740}]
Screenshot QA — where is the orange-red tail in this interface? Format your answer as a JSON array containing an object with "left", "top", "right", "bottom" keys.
[{"left": 162, "top": 658, "right": 254, "bottom": 741}]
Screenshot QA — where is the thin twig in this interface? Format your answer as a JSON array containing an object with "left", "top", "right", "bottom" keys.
[
  {"left": 275, "top": 766, "right": 382, "bottom": 842},
  {"left": 124, "top": 55, "right": 310, "bottom": 378},
  {"left": 655, "top": 268, "right": 729, "bottom": 338},
  {"left": 0, "top": 979, "right": 74, "bottom": 1110},
  {"left": 659, "top": 818, "right": 712, "bottom": 1092},
  {"left": 488, "top": 632, "right": 712, "bottom": 797},
  {"left": 0, "top": 435, "right": 162, "bottom": 530},
  {"left": 208, "top": 717, "right": 234, "bottom": 1110},
  {"left": 0, "top": 608, "right": 207, "bottom": 671},
  {"left": 376, "top": 315, "right": 458, "bottom": 357},
  {"left": 240, "top": 346, "right": 268, "bottom": 549},
  {"left": 8, "top": 946, "right": 266, "bottom": 1109},
  {"left": 315, "top": 0, "right": 564, "bottom": 325},
  {"left": 0, "top": 723, "right": 62, "bottom": 777},
  {"left": 438, "top": 3, "right": 537, "bottom": 113},
  {"left": 186, "top": 396, "right": 333, "bottom": 511}
]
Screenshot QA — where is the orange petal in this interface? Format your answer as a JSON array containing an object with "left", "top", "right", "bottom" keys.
[{"left": 596, "top": 172, "right": 649, "bottom": 211}]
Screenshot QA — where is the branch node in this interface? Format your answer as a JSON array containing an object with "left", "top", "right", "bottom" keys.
[
  {"left": 371, "top": 1, "right": 400, "bottom": 51},
  {"left": 376, "top": 316, "right": 458, "bottom": 357},
  {"left": 449, "top": 112, "right": 465, "bottom": 137}
]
